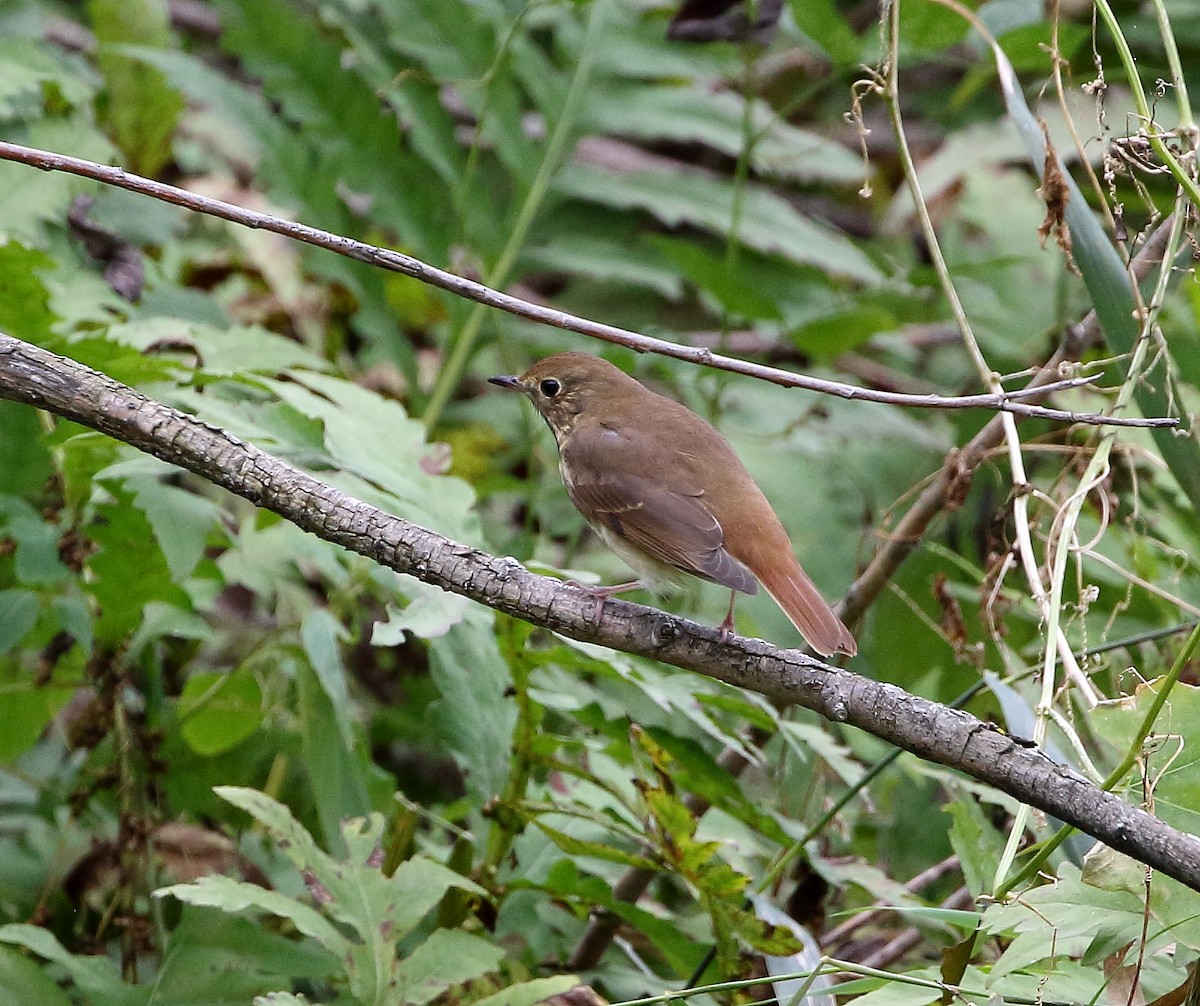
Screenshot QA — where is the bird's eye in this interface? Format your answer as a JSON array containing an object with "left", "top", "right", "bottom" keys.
[{"left": 539, "top": 378, "right": 561, "bottom": 398}]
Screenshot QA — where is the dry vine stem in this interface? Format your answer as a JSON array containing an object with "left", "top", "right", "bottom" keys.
[
  {"left": 1, "top": 333, "right": 1200, "bottom": 897},
  {"left": 0, "top": 139, "right": 1178, "bottom": 430}
]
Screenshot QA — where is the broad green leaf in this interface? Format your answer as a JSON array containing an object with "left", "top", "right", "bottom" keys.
[
  {"left": 0, "top": 945, "right": 72, "bottom": 1006},
  {"left": 0, "top": 589, "right": 38, "bottom": 656},
  {"left": 0, "top": 38, "right": 96, "bottom": 117},
  {"left": 0, "top": 242, "right": 56, "bottom": 341},
  {"left": 0, "top": 401, "right": 52, "bottom": 497},
  {"left": 584, "top": 83, "right": 862, "bottom": 184},
  {"left": 470, "top": 977, "right": 582, "bottom": 1006},
  {"left": 149, "top": 909, "right": 337, "bottom": 1006},
  {"left": 788, "top": 0, "right": 862, "bottom": 63},
  {"left": 372, "top": 575, "right": 471, "bottom": 643},
  {"left": 520, "top": 235, "right": 685, "bottom": 299},
  {"left": 213, "top": 0, "right": 448, "bottom": 256},
  {"left": 556, "top": 163, "right": 882, "bottom": 283},
  {"left": 87, "top": 487, "right": 191, "bottom": 644},
  {"left": 0, "top": 924, "right": 146, "bottom": 1006},
  {"left": 1092, "top": 681, "right": 1200, "bottom": 838},
  {"left": 0, "top": 680, "right": 75, "bottom": 762},
  {"left": 89, "top": 0, "right": 183, "bottom": 176},
  {"left": 295, "top": 664, "right": 373, "bottom": 850},
  {"left": 388, "top": 929, "right": 504, "bottom": 1006},
  {"left": 214, "top": 787, "right": 484, "bottom": 943},
  {"left": 178, "top": 670, "right": 264, "bottom": 756},
  {"left": 946, "top": 792, "right": 1006, "bottom": 898},
  {"left": 427, "top": 608, "right": 515, "bottom": 808},
  {"left": 128, "top": 479, "right": 221, "bottom": 582}
]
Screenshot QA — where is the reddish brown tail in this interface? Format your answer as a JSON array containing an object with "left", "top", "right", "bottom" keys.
[{"left": 755, "top": 554, "right": 857, "bottom": 657}]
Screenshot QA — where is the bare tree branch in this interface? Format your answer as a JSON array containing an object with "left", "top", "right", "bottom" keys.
[
  {"left": 0, "top": 140, "right": 1176, "bottom": 430},
  {"left": 1, "top": 332, "right": 1198, "bottom": 896}
]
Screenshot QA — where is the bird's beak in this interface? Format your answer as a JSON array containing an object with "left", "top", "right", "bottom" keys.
[{"left": 488, "top": 375, "right": 522, "bottom": 391}]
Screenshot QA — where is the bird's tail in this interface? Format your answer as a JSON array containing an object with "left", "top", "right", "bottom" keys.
[{"left": 754, "top": 552, "right": 856, "bottom": 657}]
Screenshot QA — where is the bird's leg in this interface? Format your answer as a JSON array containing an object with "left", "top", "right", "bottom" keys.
[
  {"left": 717, "top": 590, "right": 738, "bottom": 641},
  {"left": 564, "top": 579, "right": 644, "bottom": 625}
]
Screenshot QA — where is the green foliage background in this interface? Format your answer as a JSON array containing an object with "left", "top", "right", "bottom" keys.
[{"left": 0, "top": 0, "right": 1198, "bottom": 1003}]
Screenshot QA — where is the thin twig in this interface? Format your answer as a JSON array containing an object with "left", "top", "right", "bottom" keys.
[{"left": 0, "top": 140, "right": 1176, "bottom": 429}]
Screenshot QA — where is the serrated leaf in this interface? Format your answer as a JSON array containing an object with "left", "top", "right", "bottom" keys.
[
  {"left": 128, "top": 479, "right": 221, "bottom": 582},
  {"left": 556, "top": 163, "right": 881, "bottom": 283},
  {"left": 156, "top": 876, "right": 348, "bottom": 957},
  {"left": 585, "top": 83, "right": 862, "bottom": 184},
  {"left": 532, "top": 820, "right": 659, "bottom": 871},
  {"left": 389, "top": 929, "right": 504, "bottom": 1006},
  {"left": 87, "top": 486, "right": 191, "bottom": 644}
]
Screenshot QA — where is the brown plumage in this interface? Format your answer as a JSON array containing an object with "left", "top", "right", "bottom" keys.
[{"left": 489, "top": 352, "right": 856, "bottom": 657}]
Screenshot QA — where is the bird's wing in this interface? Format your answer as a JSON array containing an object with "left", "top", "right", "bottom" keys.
[{"left": 563, "top": 426, "right": 757, "bottom": 594}]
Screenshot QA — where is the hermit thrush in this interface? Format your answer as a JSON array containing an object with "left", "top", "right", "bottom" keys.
[{"left": 490, "top": 352, "right": 856, "bottom": 657}]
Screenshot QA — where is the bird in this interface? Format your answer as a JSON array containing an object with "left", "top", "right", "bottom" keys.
[{"left": 489, "top": 352, "right": 856, "bottom": 657}]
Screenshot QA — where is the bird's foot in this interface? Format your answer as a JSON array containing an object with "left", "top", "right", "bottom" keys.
[
  {"left": 717, "top": 591, "right": 738, "bottom": 642},
  {"left": 564, "top": 580, "right": 643, "bottom": 626}
]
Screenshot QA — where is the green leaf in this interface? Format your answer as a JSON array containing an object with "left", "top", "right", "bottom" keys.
[
  {"left": 0, "top": 402, "right": 52, "bottom": 497},
  {"left": 149, "top": 909, "right": 337, "bottom": 1006},
  {"left": 0, "top": 241, "right": 57, "bottom": 342},
  {"left": 0, "top": 497, "right": 68, "bottom": 587},
  {"left": 0, "top": 944, "right": 72, "bottom": 1006},
  {"left": 470, "top": 977, "right": 582, "bottom": 1006},
  {"left": 531, "top": 820, "right": 659, "bottom": 871},
  {"left": 1092, "top": 681, "right": 1200, "bottom": 838},
  {"left": 90, "top": 0, "right": 183, "bottom": 176},
  {"left": 946, "top": 792, "right": 1006, "bottom": 898},
  {"left": 156, "top": 876, "right": 349, "bottom": 957},
  {"left": 178, "top": 670, "right": 264, "bottom": 756},
  {"left": 372, "top": 575, "right": 472, "bottom": 644},
  {"left": 584, "top": 83, "right": 863, "bottom": 184},
  {"left": 649, "top": 237, "right": 782, "bottom": 321},
  {"left": 0, "top": 679, "right": 75, "bottom": 762},
  {"left": 389, "top": 929, "right": 504, "bottom": 1006},
  {"left": 300, "top": 609, "right": 355, "bottom": 749},
  {"left": 87, "top": 486, "right": 191, "bottom": 644},
  {"left": 0, "top": 924, "right": 146, "bottom": 1006},
  {"left": 787, "top": 0, "right": 862, "bottom": 63},
  {"left": 128, "top": 479, "right": 221, "bottom": 582},
  {"left": 427, "top": 609, "right": 515, "bottom": 808},
  {"left": 0, "top": 589, "right": 39, "bottom": 656},
  {"left": 295, "top": 662, "right": 373, "bottom": 850},
  {"left": 556, "top": 163, "right": 881, "bottom": 283}
]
